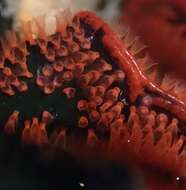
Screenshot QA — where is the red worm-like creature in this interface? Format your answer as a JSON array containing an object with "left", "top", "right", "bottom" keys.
[{"left": 1, "top": 10, "right": 186, "bottom": 190}]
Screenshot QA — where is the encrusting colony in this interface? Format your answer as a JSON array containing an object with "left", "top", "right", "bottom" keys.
[{"left": 0, "top": 10, "right": 186, "bottom": 189}]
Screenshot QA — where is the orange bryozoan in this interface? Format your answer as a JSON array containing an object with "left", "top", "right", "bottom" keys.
[{"left": 1, "top": 10, "right": 186, "bottom": 190}]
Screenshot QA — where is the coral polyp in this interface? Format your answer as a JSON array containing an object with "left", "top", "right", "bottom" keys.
[{"left": 1, "top": 10, "right": 186, "bottom": 190}]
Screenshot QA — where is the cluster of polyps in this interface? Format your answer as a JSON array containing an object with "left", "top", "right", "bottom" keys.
[
  {"left": 3, "top": 13, "right": 126, "bottom": 143},
  {"left": 35, "top": 17, "right": 100, "bottom": 94},
  {"left": 0, "top": 31, "right": 32, "bottom": 95},
  {"left": 2, "top": 10, "right": 186, "bottom": 189}
]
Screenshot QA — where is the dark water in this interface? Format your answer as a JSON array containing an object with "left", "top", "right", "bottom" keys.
[{"left": 0, "top": 140, "right": 144, "bottom": 190}]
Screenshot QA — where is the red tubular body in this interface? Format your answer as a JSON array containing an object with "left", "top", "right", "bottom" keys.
[
  {"left": 76, "top": 11, "right": 143, "bottom": 102},
  {"left": 76, "top": 11, "right": 186, "bottom": 122}
]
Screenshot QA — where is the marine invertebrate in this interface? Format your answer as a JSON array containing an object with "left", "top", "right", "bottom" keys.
[{"left": 1, "top": 9, "right": 186, "bottom": 190}]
